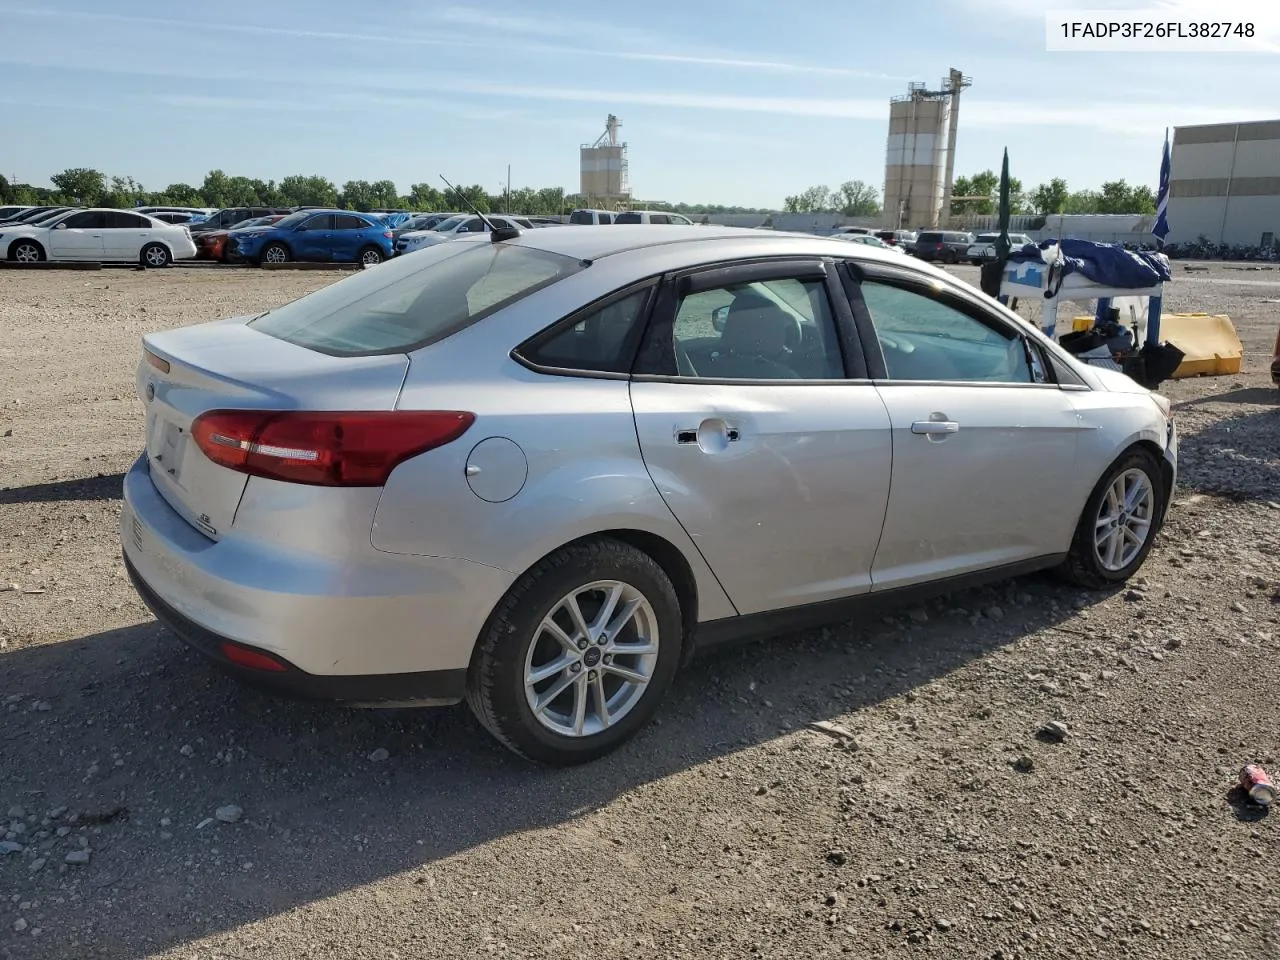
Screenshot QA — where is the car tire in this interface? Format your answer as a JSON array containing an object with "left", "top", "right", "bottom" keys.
[
  {"left": 970, "top": 259, "right": 982, "bottom": 266},
  {"left": 140, "top": 243, "right": 171, "bottom": 268},
  {"left": 261, "top": 243, "right": 290, "bottom": 266},
  {"left": 1058, "top": 448, "right": 1165, "bottom": 589},
  {"left": 466, "top": 537, "right": 684, "bottom": 766},
  {"left": 358, "top": 245, "right": 384, "bottom": 266},
  {"left": 7, "top": 239, "right": 45, "bottom": 264}
]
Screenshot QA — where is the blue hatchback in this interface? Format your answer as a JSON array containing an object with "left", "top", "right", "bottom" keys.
[{"left": 226, "top": 209, "right": 395, "bottom": 267}]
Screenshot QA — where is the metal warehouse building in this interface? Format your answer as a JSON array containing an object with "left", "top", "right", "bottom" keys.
[{"left": 1168, "top": 119, "right": 1280, "bottom": 248}]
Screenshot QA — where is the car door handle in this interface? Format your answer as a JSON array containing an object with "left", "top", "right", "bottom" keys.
[
  {"left": 911, "top": 420, "right": 960, "bottom": 435},
  {"left": 676, "top": 425, "right": 740, "bottom": 444}
]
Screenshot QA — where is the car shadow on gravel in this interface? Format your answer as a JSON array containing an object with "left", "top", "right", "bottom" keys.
[
  {"left": 0, "top": 571, "right": 1111, "bottom": 960},
  {"left": 1173, "top": 386, "right": 1279, "bottom": 409},
  {"left": 0, "top": 472, "right": 124, "bottom": 505}
]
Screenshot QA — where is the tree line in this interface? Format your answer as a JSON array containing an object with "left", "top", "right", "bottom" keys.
[
  {"left": 0, "top": 168, "right": 774, "bottom": 216},
  {"left": 780, "top": 174, "right": 1157, "bottom": 218}
]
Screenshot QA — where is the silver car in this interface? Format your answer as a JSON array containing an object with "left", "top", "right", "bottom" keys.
[{"left": 121, "top": 226, "right": 1177, "bottom": 765}]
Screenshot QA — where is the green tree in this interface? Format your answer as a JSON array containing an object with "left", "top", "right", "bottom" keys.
[
  {"left": 340, "top": 179, "right": 376, "bottom": 210},
  {"left": 1030, "top": 178, "right": 1069, "bottom": 215},
  {"left": 1064, "top": 189, "right": 1101, "bottom": 214},
  {"left": 950, "top": 170, "right": 999, "bottom": 215},
  {"left": 101, "top": 175, "right": 147, "bottom": 209},
  {"left": 782, "top": 184, "right": 831, "bottom": 213},
  {"left": 1127, "top": 184, "right": 1156, "bottom": 215},
  {"left": 536, "top": 186, "right": 566, "bottom": 215},
  {"left": 834, "top": 180, "right": 880, "bottom": 217},
  {"left": 407, "top": 182, "right": 445, "bottom": 211},
  {"left": 278, "top": 175, "right": 338, "bottom": 208},
  {"left": 442, "top": 183, "right": 490, "bottom": 214},
  {"left": 370, "top": 180, "right": 400, "bottom": 209},
  {"left": 50, "top": 167, "right": 106, "bottom": 205},
  {"left": 156, "top": 182, "right": 204, "bottom": 206},
  {"left": 0, "top": 173, "right": 9, "bottom": 203}
]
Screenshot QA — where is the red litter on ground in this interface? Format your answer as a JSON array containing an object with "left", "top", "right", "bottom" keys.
[{"left": 1239, "top": 765, "right": 1277, "bottom": 806}]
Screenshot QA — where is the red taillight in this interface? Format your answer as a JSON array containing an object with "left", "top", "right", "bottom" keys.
[
  {"left": 382, "top": 231, "right": 393, "bottom": 239},
  {"left": 220, "top": 641, "right": 288, "bottom": 673},
  {"left": 145, "top": 349, "right": 170, "bottom": 374},
  {"left": 190, "top": 410, "right": 475, "bottom": 486}
]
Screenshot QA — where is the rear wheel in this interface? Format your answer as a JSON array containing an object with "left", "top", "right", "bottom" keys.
[
  {"left": 358, "top": 245, "right": 384, "bottom": 266},
  {"left": 261, "top": 243, "right": 290, "bottom": 265},
  {"left": 466, "top": 538, "right": 683, "bottom": 765},
  {"left": 1059, "top": 449, "right": 1165, "bottom": 588},
  {"left": 8, "top": 240, "right": 44, "bottom": 263},
  {"left": 141, "top": 242, "right": 171, "bottom": 268},
  {"left": 970, "top": 259, "right": 982, "bottom": 266}
]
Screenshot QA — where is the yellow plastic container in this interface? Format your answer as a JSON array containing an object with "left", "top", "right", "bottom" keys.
[
  {"left": 1161, "top": 313, "right": 1243, "bottom": 378},
  {"left": 1069, "top": 312, "right": 1242, "bottom": 378}
]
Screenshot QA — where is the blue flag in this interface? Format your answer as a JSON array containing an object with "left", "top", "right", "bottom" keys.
[{"left": 1153, "top": 131, "right": 1171, "bottom": 248}]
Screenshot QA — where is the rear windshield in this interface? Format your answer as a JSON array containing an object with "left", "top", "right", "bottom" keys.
[
  {"left": 249, "top": 242, "right": 584, "bottom": 356},
  {"left": 917, "top": 232, "right": 943, "bottom": 242}
]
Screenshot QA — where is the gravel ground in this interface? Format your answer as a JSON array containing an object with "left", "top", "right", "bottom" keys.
[{"left": 1, "top": 262, "right": 1278, "bottom": 960}]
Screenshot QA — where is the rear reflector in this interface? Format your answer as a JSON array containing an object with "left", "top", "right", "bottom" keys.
[
  {"left": 190, "top": 410, "right": 475, "bottom": 486},
  {"left": 145, "top": 349, "right": 170, "bottom": 374},
  {"left": 220, "top": 641, "right": 288, "bottom": 673}
]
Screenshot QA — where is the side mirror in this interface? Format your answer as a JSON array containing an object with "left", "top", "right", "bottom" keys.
[
  {"left": 712, "top": 305, "right": 729, "bottom": 332},
  {"left": 54, "top": 223, "right": 67, "bottom": 230}
]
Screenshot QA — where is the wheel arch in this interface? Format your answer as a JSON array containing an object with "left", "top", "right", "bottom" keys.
[{"left": 7, "top": 236, "right": 45, "bottom": 260}]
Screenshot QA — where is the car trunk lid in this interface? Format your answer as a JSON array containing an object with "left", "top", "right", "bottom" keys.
[{"left": 138, "top": 316, "right": 409, "bottom": 539}]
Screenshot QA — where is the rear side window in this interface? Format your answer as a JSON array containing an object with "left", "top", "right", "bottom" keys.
[
  {"left": 249, "top": 243, "right": 585, "bottom": 356},
  {"left": 517, "top": 287, "right": 653, "bottom": 374},
  {"left": 569, "top": 210, "right": 592, "bottom": 224},
  {"left": 599, "top": 213, "right": 612, "bottom": 224},
  {"left": 614, "top": 212, "right": 641, "bottom": 224}
]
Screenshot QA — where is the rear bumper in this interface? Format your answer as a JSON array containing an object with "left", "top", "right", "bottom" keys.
[
  {"left": 124, "top": 554, "right": 467, "bottom": 704},
  {"left": 120, "top": 453, "right": 512, "bottom": 703}
]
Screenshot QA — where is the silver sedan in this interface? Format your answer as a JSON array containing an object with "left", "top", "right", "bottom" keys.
[{"left": 121, "top": 226, "right": 1177, "bottom": 764}]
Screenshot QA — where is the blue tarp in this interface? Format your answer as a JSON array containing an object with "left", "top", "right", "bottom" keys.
[{"left": 1008, "top": 238, "right": 1171, "bottom": 288}]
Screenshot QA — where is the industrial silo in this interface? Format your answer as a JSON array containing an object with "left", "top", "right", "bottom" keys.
[
  {"left": 579, "top": 115, "right": 631, "bottom": 209},
  {"left": 883, "top": 69, "right": 970, "bottom": 230}
]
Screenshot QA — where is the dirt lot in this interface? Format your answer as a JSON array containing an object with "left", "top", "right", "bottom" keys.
[{"left": 1, "top": 262, "right": 1278, "bottom": 960}]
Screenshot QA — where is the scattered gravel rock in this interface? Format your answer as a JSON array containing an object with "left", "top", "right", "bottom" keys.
[
  {"left": 368, "top": 748, "right": 390, "bottom": 763},
  {"left": 64, "top": 849, "right": 91, "bottom": 865},
  {"left": 1037, "top": 720, "right": 1071, "bottom": 743},
  {"left": 214, "top": 804, "right": 243, "bottom": 824},
  {"left": 1012, "top": 756, "right": 1035, "bottom": 773},
  {"left": 0, "top": 841, "right": 24, "bottom": 855}
]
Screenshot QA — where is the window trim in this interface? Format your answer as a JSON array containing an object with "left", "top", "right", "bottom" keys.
[
  {"left": 511, "top": 278, "right": 660, "bottom": 381},
  {"left": 631, "top": 256, "right": 863, "bottom": 385},
  {"left": 841, "top": 261, "right": 1060, "bottom": 389}
]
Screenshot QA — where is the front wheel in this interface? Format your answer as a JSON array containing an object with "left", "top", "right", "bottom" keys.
[
  {"left": 141, "top": 242, "right": 171, "bottom": 268},
  {"left": 466, "top": 538, "right": 683, "bottom": 765},
  {"left": 358, "top": 245, "right": 384, "bottom": 266},
  {"left": 261, "top": 243, "right": 290, "bottom": 265},
  {"left": 1058, "top": 449, "right": 1165, "bottom": 588},
  {"left": 8, "top": 240, "right": 45, "bottom": 263}
]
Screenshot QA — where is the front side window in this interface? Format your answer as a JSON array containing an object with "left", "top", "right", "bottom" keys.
[
  {"left": 301, "top": 214, "right": 334, "bottom": 231},
  {"left": 859, "top": 281, "right": 1032, "bottom": 384},
  {"left": 249, "top": 243, "right": 584, "bottom": 356},
  {"left": 650, "top": 214, "right": 670, "bottom": 225},
  {"left": 60, "top": 211, "right": 106, "bottom": 229},
  {"left": 641, "top": 275, "right": 845, "bottom": 380}
]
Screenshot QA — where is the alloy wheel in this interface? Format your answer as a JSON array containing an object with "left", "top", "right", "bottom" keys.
[
  {"left": 14, "top": 243, "right": 39, "bottom": 263},
  {"left": 523, "top": 580, "right": 660, "bottom": 738},
  {"left": 1093, "top": 468, "right": 1155, "bottom": 571}
]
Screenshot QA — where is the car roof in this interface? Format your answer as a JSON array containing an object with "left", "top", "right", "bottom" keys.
[{"left": 487, "top": 224, "right": 915, "bottom": 267}]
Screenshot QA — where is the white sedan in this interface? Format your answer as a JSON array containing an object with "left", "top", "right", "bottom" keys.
[
  {"left": 836, "top": 234, "right": 909, "bottom": 255},
  {"left": 1, "top": 208, "right": 198, "bottom": 266},
  {"left": 395, "top": 214, "right": 535, "bottom": 256}
]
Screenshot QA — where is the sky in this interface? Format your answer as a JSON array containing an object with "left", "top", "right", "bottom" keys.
[{"left": 1, "top": 0, "right": 1277, "bottom": 208}]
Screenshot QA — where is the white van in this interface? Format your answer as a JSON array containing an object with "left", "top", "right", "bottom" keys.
[
  {"left": 568, "top": 209, "right": 617, "bottom": 225},
  {"left": 613, "top": 210, "right": 695, "bottom": 225}
]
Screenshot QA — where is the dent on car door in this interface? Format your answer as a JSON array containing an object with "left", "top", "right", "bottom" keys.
[
  {"left": 628, "top": 259, "right": 893, "bottom": 615},
  {"left": 842, "top": 265, "right": 1088, "bottom": 590}
]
